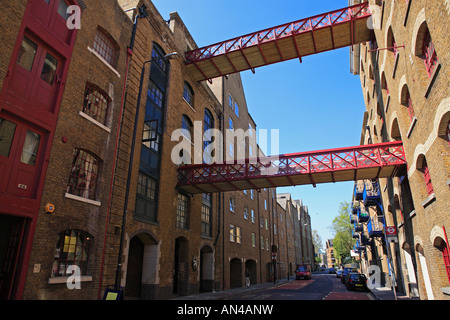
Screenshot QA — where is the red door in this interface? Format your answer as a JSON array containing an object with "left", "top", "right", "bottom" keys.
[
  {"left": 0, "top": 116, "right": 46, "bottom": 199},
  {"left": 8, "top": 33, "right": 63, "bottom": 114}
]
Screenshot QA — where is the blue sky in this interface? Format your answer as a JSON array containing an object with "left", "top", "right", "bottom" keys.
[{"left": 152, "top": 0, "right": 366, "bottom": 247}]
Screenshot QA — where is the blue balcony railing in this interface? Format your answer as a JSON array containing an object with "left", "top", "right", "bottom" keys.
[
  {"left": 355, "top": 239, "right": 366, "bottom": 251},
  {"left": 354, "top": 223, "right": 363, "bottom": 232},
  {"left": 363, "top": 181, "right": 380, "bottom": 206},
  {"left": 354, "top": 182, "right": 364, "bottom": 200},
  {"left": 368, "top": 217, "right": 384, "bottom": 237},
  {"left": 357, "top": 208, "right": 370, "bottom": 222}
]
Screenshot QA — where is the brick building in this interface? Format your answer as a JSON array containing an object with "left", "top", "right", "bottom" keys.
[
  {"left": 0, "top": 0, "right": 315, "bottom": 300},
  {"left": 350, "top": 0, "right": 449, "bottom": 300}
]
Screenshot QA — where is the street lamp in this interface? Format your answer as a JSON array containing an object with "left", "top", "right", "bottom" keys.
[{"left": 114, "top": 51, "right": 179, "bottom": 290}]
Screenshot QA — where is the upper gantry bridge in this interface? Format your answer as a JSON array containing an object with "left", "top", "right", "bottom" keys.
[{"left": 177, "top": 3, "right": 408, "bottom": 194}]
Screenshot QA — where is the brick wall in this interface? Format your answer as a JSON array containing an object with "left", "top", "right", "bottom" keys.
[{"left": 356, "top": 0, "right": 449, "bottom": 300}]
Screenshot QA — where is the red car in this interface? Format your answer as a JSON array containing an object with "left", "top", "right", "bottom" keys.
[{"left": 295, "top": 264, "right": 312, "bottom": 280}]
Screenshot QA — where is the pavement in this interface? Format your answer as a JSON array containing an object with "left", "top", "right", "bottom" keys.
[{"left": 170, "top": 274, "right": 420, "bottom": 301}]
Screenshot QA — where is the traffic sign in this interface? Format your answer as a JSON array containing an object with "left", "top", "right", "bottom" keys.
[{"left": 386, "top": 226, "right": 397, "bottom": 236}]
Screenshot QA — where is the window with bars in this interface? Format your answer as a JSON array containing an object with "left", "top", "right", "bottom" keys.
[
  {"left": 67, "top": 149, "right": 101, "bottom": 200},
  {"left": 422, "top": 28, "right": 438, "bottom": 78},
  {"left": 83, "top": 83, "right": 110, "bottom": 126},
  {"left": 51, "top": 230, "right": 92, "bottom": 277},
  {"left": 93, "top": 28, "right": 119, "bottom": 68},
  {"left": 422, "top": 159, "right": 434, "bottom": 196},
  {"left": 176, "top": 193, "right": 189, "bottom": 229}
]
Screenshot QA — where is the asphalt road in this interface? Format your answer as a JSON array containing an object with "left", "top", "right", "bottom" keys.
[{"left": 232, "top": 271, "right": 373, "bottom": 300}]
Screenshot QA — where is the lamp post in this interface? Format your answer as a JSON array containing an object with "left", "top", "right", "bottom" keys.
[{"left": 114, "top": 51, "right": 179, "bottom": 290}]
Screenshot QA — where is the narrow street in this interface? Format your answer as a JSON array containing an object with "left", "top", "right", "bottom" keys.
[{"left": 231, "top": 271, "right": 372, "bottom": 301}]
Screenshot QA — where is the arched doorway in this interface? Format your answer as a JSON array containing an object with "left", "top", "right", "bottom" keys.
[
  {"left": 125, "top": 232, "right": 159, "bottom": 300},
  {"left": 245, "top": 259, "right": 257, "bottom": 285},
  {"left": 173, "top": 237, "right": 189, "bottom": 296},
  {"left": 230, "top": 258, "right": 242, "bottom": 288},
  {"left": 200, "top": 245, "right": 214, "bottom": 292}
]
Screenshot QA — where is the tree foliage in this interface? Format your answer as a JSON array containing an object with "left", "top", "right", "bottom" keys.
[{"left": 330, "top": 201, "right": 355, "bottom": 263}]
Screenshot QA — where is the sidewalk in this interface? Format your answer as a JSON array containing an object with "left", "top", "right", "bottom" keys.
[
  {"left": 171, "top": 278, "right": 293, "bottom": 300},
  {"left": 369, "top": 286, "right": 420, "bottom": 300}
]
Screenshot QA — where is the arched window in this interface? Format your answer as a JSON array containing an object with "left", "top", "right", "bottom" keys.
[
  {"left": 203, "top": 109, "right": 214, "bottom": 163},
  {"left": 51, "top": 230, "right": 93, "bottom": 277},
  {"left": 83, "top": 82, "right": 111, "bottom": 126},
  {"left": 400, "top": 85, "right": 415, "bottom": 122},
  {"left": 447, "top": 120, "right": 450, "bottom": 147},
  {"left": 439, "top": 239, "right": 450, "bottom": 285},
  {"left": 422, "top": 28, "right": 438, "bottom": 78},
  {"left": 93, "top": 27, "right": 119, "bottom": 68},
  {"left": 420, "top": 157, "right": 434, "bottom": 196},
  {"left": 67, "top": 149, "right": 101, "bottom": 200},
  {"left": 387, "top": 27, "right": 398, "bottom": 56},
  {"left": 181, "top": 115, "right": 193, "bottom": 140},
  {"left": 183, "top": 82, "right": 194, "bottom": 106}
]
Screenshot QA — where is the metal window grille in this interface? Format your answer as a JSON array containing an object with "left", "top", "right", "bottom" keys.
[
  {"left": 422, "top": 29, "right": 438, "bottom": 78},
  {"left": 422, "top": 159, "right": 434, "bottom": 196},
  {"left": 83, "top": 83, "right": 110, "bottom": 125},
  {"left": 67, "top": 149, "right": 101, "bottom": 200},
  {"left": 93, "top": 29, "right": 118, "bottom": 67},
  {"left": 51, "top": 230, "right": 92, "bottom": 277}
]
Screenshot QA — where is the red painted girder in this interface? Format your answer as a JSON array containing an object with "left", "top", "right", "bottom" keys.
[
  {"left": 185, "top": 2, "right": 371, "bottom": 64},
  {"left": 177, "top": 141, "right": 406, "bottom": 189}
]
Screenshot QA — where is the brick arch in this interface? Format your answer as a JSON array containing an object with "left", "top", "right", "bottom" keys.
[
  {"left": 430, "top": 226, "right": 447, "bottom": 247},
  {"left": 410, "top": 8, "right": 427, "bottom": 56}
]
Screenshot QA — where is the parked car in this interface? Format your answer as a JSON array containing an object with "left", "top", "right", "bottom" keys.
[
  {"left": 328, "top": 267, "right": 336, "bottom": 274},
  {"left": 345, "top": 273, "right": 369, "bottom": 291},
  {"left": 341, "top": 267, "right": 358, "bottom": 284},
  {"left": 295, "top": 264, "right": 312, "bottom": 280},
  {"left": 336, "top": 269, "right": 343, "bottom": 278}
]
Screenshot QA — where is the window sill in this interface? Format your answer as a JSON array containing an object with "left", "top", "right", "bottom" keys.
[
  {"left": 65, "top": 193, "right": 101, "bottom": 207},
  {"left": 48, "top": 276, "right": 93, "bottom": 285},
  {"left": 421, "top": 193, "right": 436, "bottom": 208},
  {"left": 424, "top": 63, "right": 441, "bottom": 98},
  {"left": 392, "top": 53, "right": 399, "bottom": 78},
  {"left": 87, "top": 46, "right": 121, "bottom": 78},
  {"left": 441, "top": 287, "right": 450, "bottom": 296},
  {"left": 79, "top": 111, "right": 111, "bottom": 133},
  {"left": 406, "top": 117, "right": 417, "bottom": 138},
  {"left": 182, "top": 97, "right": 196, "bottom": 112}
]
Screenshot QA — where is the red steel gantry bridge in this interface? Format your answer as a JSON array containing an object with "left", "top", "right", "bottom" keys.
[{"left": 177, "top": 3, "right": 408, "bottom": 194}]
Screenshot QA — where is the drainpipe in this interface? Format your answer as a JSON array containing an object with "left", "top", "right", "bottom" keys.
[{"left": 97, "top": 5, "right": 148, "bottom": 299}]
